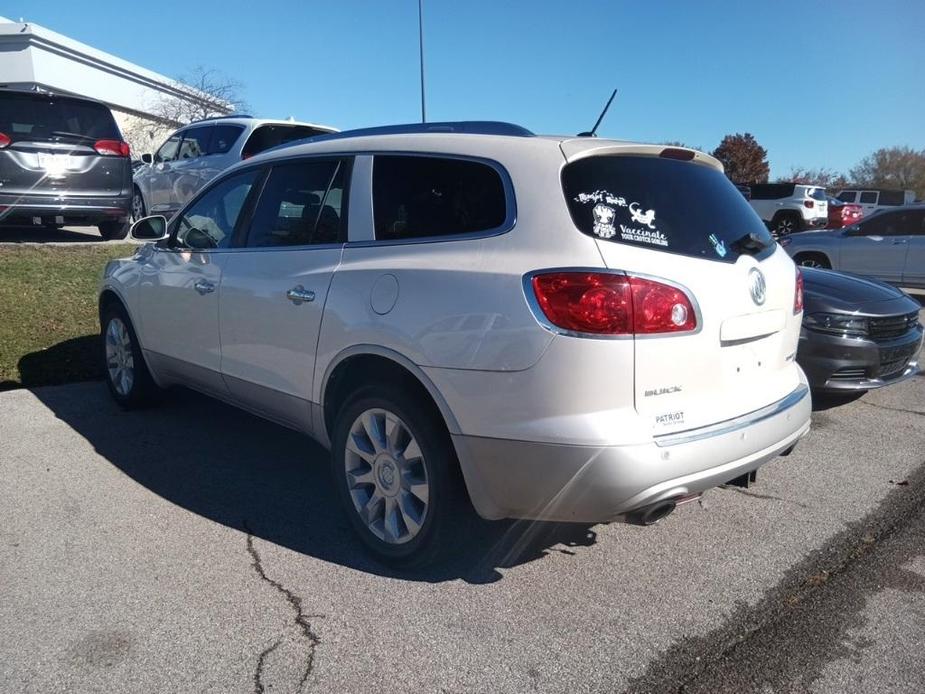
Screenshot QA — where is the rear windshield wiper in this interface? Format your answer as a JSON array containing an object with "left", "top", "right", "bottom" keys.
[
  {"left": 729, "top": 231, "right": 770, "bottom": 255},
  {"left": 50, "top": 131, "right": 97, "bottom": 142}
]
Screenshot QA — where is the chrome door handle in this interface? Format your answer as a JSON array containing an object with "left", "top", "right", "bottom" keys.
[
  {"left": 286, "top": 285, "right": 315, "bottom": 305},
  {"left": 193, "top": 279, "right": 215, "bottom": 295},
  {"left": 892, "top": 240, "right": 908, "bottom": 245}
]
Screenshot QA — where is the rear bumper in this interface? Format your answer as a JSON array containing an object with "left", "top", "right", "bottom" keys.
[
  {"left": 453, "top": 381, "right": 812, "bottom": 522},
  {"left": 0, "top": 193, "right": 131, "bottom": 226},
  {"left": 797, "top": 327, "right": 923, "bottom": 392}
]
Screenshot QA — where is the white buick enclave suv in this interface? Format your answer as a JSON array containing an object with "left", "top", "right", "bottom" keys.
[{"left": 100, "top": 122, "right": 812, "bottom": 565}]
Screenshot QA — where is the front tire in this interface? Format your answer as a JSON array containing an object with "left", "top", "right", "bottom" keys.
[
  {"left": 98, "top": 220, "right": 130, "bottom": 240},
  {"left": 331, "top": 386, "right": 461, "bottom": 567},
  {"left": 794, "top": 253, "right": 831, "bottom": 269},
  {"left": 101, "top": 303, "right": 160, "bottom": 409},
  {"left": 131, "top": 187, "right": 147, "bottom": 222}
]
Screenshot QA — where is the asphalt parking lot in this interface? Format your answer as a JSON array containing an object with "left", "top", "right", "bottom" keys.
[{"left": 1, "top": 308, "right": 923, "bottom": 693}]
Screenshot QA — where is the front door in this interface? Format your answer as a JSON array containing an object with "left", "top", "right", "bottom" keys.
[
  {"left": 838, "top": 210, "right": 910, "bottom": 283},
  {"left": 138, "top": 168, "right": 261, "bottom": 395},
  {"left": 219, "top": 158, "right": 349, "bottom": 431},
  {"left": 901, "top": 210, "right": 925, "bottom": 286},
  {"left": 147, "top": 133, "right": 181, "bottom": 214}
]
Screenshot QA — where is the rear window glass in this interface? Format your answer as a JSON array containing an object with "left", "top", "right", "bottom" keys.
[
  {"left": 241, "top": 124, "right": 330, "bottom": 159},
  {"left": 0, "top": 91, "right": 120, "bottom": 144},
  {"left": 878, "top": 190, "right": 904, "bottom": 206},
  {"left": 372, "top": 155, "right": 507, "bottom": 240},
  {"left": 562, "top": 155, "right": 775, "bottom": 263},
  {"left": 808, "top": 187, "right": 827, "bottom": 201},
  {"left": 748, "top": 183, "right": 795, "bottom": 200}
]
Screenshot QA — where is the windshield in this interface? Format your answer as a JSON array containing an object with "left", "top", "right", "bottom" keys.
[
  {"left": 562, "top": 155, "right": 775, "bottom": 263},
  {"left": 0, "top": 91, "right": 120, "bottom": 144}
]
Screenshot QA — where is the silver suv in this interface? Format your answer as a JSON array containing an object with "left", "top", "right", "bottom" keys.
[
  {"left": 132, "top": 116, "right": 336, "bottom": 220},
  {"left": 102, "top": 122, "right": 811, "bottom": 565}
]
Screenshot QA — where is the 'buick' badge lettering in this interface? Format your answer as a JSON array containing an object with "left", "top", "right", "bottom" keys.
[{"left": 748, "top": 268, "right": 766, "bottom": 306}]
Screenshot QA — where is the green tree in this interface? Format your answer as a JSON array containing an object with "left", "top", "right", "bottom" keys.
[{"left": 712, "top": 133, "right": 769, "bottom": 184}]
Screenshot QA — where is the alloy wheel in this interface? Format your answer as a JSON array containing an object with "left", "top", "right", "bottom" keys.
[
  {"left": 799, "top": 257, "right": 824, "bottom": 268},
  {"left": 776, "top": 217, "right": 794, "bottom": 236},
  {"left": 105, "top": 317, "right": 134, "bottom": 397},
  {"left": 344, "top": 408, "right": 430, "bottom": 544},
  {"left": 131, "top": 191, "right": 145, "bottom": 221}
]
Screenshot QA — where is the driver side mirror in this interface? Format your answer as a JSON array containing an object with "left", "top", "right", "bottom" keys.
[
  {"left": 130, "top": 215, "right": 168, "bottom": 241},
  {"left": 141, "top": 153, "right": 153, "bottom": 164}
]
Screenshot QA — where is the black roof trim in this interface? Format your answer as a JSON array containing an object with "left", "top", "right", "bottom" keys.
[{"left": 304, "top": 121, "right": 534, "bottom": 144}]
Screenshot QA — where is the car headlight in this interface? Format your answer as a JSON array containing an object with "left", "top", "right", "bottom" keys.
[{"left": 803, "top": 312, "right": 869, "bottom": 337}]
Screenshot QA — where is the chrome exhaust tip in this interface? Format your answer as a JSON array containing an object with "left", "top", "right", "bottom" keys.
[{"left": 625, "top": 500, "right": 677, "bottom": 526}]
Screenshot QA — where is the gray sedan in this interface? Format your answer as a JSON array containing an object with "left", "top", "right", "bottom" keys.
[{"left": 781, "top": 205, "right": 925, "bottom": 289}]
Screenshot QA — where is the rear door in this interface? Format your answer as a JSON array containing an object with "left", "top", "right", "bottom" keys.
[
  {"left": 562, "top": 152, "right": 802, "bottom": 433},
  {"left": 900, "top": 210, "right": 925, "bottom": 286},
  {"left": 0, "top": 90, "right": 127, "bottom": 198},
  {"left": 219, "top": 157, "right": 349, "bottom": 430},
  {"left": 858, "top": 190, "right": 879, "bottom": 217},
  {"left": 839, "top": 211, "right": 910, "bottom": 283}
]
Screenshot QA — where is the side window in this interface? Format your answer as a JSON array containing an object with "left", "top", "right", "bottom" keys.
[
  {"left": 878, "top": 190, "right": 905, "bottom": 206},
  {"left": 837, "top": 191, "right": 857, "bottom": 203},
  {"left": 859, "top": 212, "right": 900, "bottom": 237},
  {"left": 154, "top": 134, "right": 181, "bottom": 163},
  {"left": 372, "top": 155, "right": 507, "bottom": 240},
  {"left": 859, "top": 191, "right": 878, "bottom": 204},
  {"left": 245, "top": 159, "right": 346, "bottom": 247},
  {"left": 208, "top": 125, "right": 244, "bottom": 155},
  {"left": 911, "top": 211, "right": 925, "bottom": 237},
  {"left": 177, "top": 126, "right": 211, "bottom": 160},
  {"left": 175, "top": 170, "right": 259, "bottom": 250}
]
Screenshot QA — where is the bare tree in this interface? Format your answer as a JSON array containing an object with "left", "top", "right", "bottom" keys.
[
  {"left": 779, "top": 167, "right": 850, "bottom": 190},
  {"left": 153, "top": 66, "right": 249, "bottom": 126},
  {"left": 850, "top": 146, "right": 925, "bottom": 199}
]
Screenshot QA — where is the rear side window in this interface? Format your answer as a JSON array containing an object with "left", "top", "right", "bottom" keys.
[
  {"left": 246, "top": 159, "right": 347, "bottom": 247},
  {"left": 837, "top": 191, "right": 857, "bottom": 202},
  {"left": 0, "top": 92, "right": 120, "bottom": 144},
  {"left": 808, "top": 187, "right": 826, "bottom": 201},
  {"left": 859, "top": 191, "right": 878, "bottom": 204},
  {"left": 749, "top": 183, "right": 795, "bottom": 200},
  {"left": 562, "top": 155, "right": 774, "bottom": 263},
  {"left": 209, "top": 125, "right": 244, "bottom": 154},
  {"left": 177, "top": 126, "right": 211, "bottom": 160},
  {"left": 241, "top": 124, "right": 330, "bottom": 159},
  {"left": 372, "top": 155, "right": 507, "bottom": 240},
  {"left": 878, "top": 190, "right": 905, "bottom": 206}
]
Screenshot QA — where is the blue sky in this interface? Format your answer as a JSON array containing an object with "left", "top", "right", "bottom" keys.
[{"left": 12, "top": 0, "right": 925, "bottom": 177}]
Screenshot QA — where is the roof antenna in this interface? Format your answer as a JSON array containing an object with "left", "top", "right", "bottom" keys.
[
  {"left": 578, "top": 88, "right": 617, "bottom": 137},
  {"left": 418, "top": 0, "right": 426, "bottom": 123}
]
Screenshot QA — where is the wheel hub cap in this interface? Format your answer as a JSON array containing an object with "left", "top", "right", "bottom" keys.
[
  {"left": 104, "top": 317, "right": 134, "bottom": 397},
  {"left": 344, "top": 408, "right": 430, "bottom": 545}
]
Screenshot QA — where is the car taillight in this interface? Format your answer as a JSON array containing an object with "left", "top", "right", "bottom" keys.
[
  {"left": 530, "top": 272, "right": 696, "bottom": 335},
  {"left": 794, "top": 268, "right": 804, "bottom": 314},
  {"left": 94, "top": 139, "right": 130, "bottom": 157},
  {"left": 804, "top": 200, "right": 814, "bottom": 208},
  {"left": 0, "top": 132, "right": 10, "bottom": 149}
]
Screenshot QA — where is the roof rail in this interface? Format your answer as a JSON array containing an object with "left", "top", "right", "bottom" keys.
[
  {"left": 305, "top": 121, "right": 534, "bottom": 143},
  {"left": 186, "top": 113, "right": 254, "bottom": 125}
]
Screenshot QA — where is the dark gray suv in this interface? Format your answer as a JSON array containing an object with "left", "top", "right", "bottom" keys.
[{"left": 0, "top": 89, "right": 132, "bottom": 239}]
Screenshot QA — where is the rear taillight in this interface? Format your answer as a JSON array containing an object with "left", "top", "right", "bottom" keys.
[
  {"left": 94, "top": 139, "right": 130, "bottom": 157},
  {"left": 794, "top": 268, "right": 804, "bottom": 314},
  {"left": 0, "top": 132, "right": 10, "bottom": 149},
  {"left": 530, "top": 272, "right": 696, "bottom": 336},
  {"left": 804, "top": 200, "right": 814, "bottom": 208}
]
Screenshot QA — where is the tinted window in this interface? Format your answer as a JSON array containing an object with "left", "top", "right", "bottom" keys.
[
  {"left": 177, "top": 127, "right": 211, "bottom": 160},
  {"left": 155, "top": 134, "right": 181, "bottom": 163},
  {"left": 808, "top": 187, "right": 827, "bottom": 201},
  {"left": 562, "top": 155, "right": 774, "bottom": 263},
  {"left": 837, "top": 191, "right": 857, "bottom": 202},
  {"left": 241, "top": 124, "right": 330, "bottom": 159},
  {"left": 0, "top": 91, "right": 120, "bottom": 144},
  {"left": 859, "top": 191, "right": 878, "bottom": 204},
  {"left": 749, "top": 183, "right": 795, "bottom": 200},
  {"left": 246, "top": 160, "right": 346, "bottom": 247},
  {"left": 372, "top": 156, "right": 507, "bottom": 240},
  {"left": 208, "top": 125, "right": 244, "bottom": 155},
  {"left": 878, "top": 190, "right": 905, "bottom": 206},
  {"left": 858, "top": 211, "right": 920, "bottom": 237},
  {"left": 175, "top": 170, "right": 259, "bottom": 249}
]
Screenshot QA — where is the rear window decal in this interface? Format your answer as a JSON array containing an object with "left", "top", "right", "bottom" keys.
[
  {"left": 629, "top": 202, "right": 656, "bottom": 229},
  {"left": 574, "top": 190, "right": 668, "bottom": 246},
  {"left": 708, "top": 233, "right": 728, "bottom": 258}
]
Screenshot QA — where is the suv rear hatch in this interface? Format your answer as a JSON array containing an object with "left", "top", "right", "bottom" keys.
[
  {"left": 560, "top": 145, "right": 803, "bottom": 434},
  {"left": 0, "top": 90, "right": 129, "bottom": 197}
]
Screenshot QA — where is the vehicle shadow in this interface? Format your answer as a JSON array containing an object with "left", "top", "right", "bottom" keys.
[
  {"left": 0, "top": 225, "right": 109, "bottom": 244},
  {"left": 0, "top": 335, "right": 102, "bottom": 391},
  {"left": 811, "top": 391, "right": 865, "bottom": 412},
  {"left": 28, "top": 381, "right": 599, "bottom": 584}
]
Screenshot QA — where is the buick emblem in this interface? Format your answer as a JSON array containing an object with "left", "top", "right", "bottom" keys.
[{"left": 748, "top": 268, "right": 766, "bottom": 306}]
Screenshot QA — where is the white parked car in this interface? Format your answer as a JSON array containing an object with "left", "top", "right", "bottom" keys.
[
  {"left": 835, "top": 188, "right": 916, "bottom": 217},
  {"left": 100, "top": 123, "right": 811, "bottom": 565},
  {"left": 132, "top": 115, "right": 337, "bottom": 221},
  {"left": 748, "top": 183, "right": 828, "bottom": 236}
]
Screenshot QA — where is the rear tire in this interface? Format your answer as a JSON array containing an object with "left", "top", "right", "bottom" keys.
[
  {"left": 101, "top": 302, "right": 160, "bottom": 409},
  {"left": 794, "top": 253, "right": 831, "bottom": 269},
  {"left": 771, "top": 212, "right": 802, "bottom": 237},
  {"left": 98, "top": 220, "right": 130, "bottom": 240},
  {"left": 131, "top": 187, "right": 147, "bottom": 222},
  {"left": 331, "top": 385, "right": 463, "bottom": 568}
]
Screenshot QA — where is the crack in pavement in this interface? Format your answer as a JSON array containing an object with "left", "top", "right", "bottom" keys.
[
  {"left": 245, "top": 526, "right": 323, "bottom": 693},
  {"left": 253, "top": 639, "right": 281, "bottom": 694},
  {"left": 858, "top": 400, "right": 925, "bottom": 417}
]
